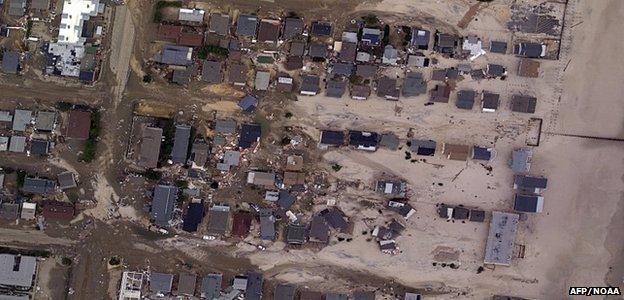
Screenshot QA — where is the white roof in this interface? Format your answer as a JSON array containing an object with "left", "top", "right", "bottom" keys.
[
  {"left": 56, "top": 0, "right": 99, "bottom": 44},
  {"left": 0, "top": 254, "right": 37, "bottom": 288},
  {"left": 22, "top": 202, "right": 36, "bottom": 210}
]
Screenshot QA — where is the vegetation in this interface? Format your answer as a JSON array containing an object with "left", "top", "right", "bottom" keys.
[
  {"left": 16, "top": 170, "right": 26, "bottom": 187},
  {"left": 362, "top": 14, "right": 379, "bottom": 26},
  {"left": 175, "top": 180, "right": 189, "bottom": 190},
  {"left": 142, "top": 74, "right": 152, "bottom": 83},
  {"left": 25, "top": 20, "right": 33, "bottom": 38},
  {"left": 349, "top": 74, "right": 363, "bottom": 85},
  {"left": 402, "top": 26, "right": 412, "bottom": 44},
  {"left": 197, "top": 45, "right": 228, "bottom": 59},
  {"left": 159, "top": 119, "right": 175, "bottom": 164},
  {"left": 81, "top": 110, "right": 101, "bottom": 163},
  {"left": 331, "top": 164, "right": 342, "bottom": 172},
  {"left": 109, "top": 256, "right": 121, "bottom": 266},
  {"left": 153, "top": 1, "right": 183, "bottom": 22},
  {"left": 55, "top": 101, "right": 73, "bottom": 111},
  {"left": 382, "top": 24, "right": 390, "bottom": 45},
  {"left": 0, "top": 247, "right": 51, "bottom": 258},
  {"left": 284, "top": 112, "right": 293, "bottom": 119},
  {"left": 143, "top": 169, "right": 162, "bottom": 180},
  {"left": 66, "top": 190, "right": 80, "bottom": 203}
]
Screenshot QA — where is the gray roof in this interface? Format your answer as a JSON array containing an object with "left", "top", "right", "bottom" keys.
[
  {"left": 209, "top": 13, "right": 230, "bottom": 35},
  {"left": 275, "top": 284, "right": 296, "bottom": 300},
  {"left": 172, "top": 67, "right": 192, "bottom": 85},
  {"left": 277, "top": 190, "right": 296, "bottom": 209},
  {"left": 0, "top": 295, "right": 29, "bottom": 300},
  {"left": 156, "top": 45, "right": 193, "bottom": 66},
  {"left": 0, "top": 254, "right": 36, "bottom": 288},
  {"left": 215, "top": 119, "right": 236, "bottom": 134},
  {"left": 12, "top": 109, "right": 31, "bottom": 131},
  {"left": 411, "top": 28, "right": 430, "bottom": 48},
  {"left": 35, "top": 111, "right": 56, "bottom": 131},
  {"left": 511, "top": 95, "right": 537, "bottom": 113},
  {"left": 490, "top": 41, "right": 507, "bottom": 54},
  {"left": 22, "top": 177, "right": 56, "bottom": 194},
  {"left": 326, "top": 80, "right": 346, "bottom": 98},
  {"left": 331, "top": 62, "right": 353, "bottom": 76},
  {"left": 380, "top": 133, "right": 400, "bottom": 150},
  {"left": 283, "top": 18, "right": 304, "bottom": 39},
  {"left": 0, "top": 203, "right": 20, "bottom": 220},
  {"left": 207, "top": 205, "right": 230, "bottom": 235},
  {"left": 255, "top": 71, "right": 270, "bottom": 90},
  {"left": 456, "top": 90, "right": 476, "bottom": 110},
  {"left": 482, "top": 92, "right": 500, "bottom": 110},
  {"left": 238, "top": 95, "right": 258, "bottom": 112},
  {"left": 189, "top": 141, "right": 209, "bottom": 166},
  {"left": 151, "top": 185, "right": 178, "bottom": 227},
  {"left": 8, "top": 136, "right": 26, "bottom": 152},
  {"left": 0, "top": 111, "right": 12, "bottom": 122},
  {"left": 259, "top": 208, "right": 275, "bottom": 240},
  {"left": 510, "top": 148, "right": 532, "bottom": 173},
  {"left": 201, "top": 273, "right": 222, "bottom": 299},
  {"left": 402, "top": 72, "right": 426, "bottom": 97},
  {"left": 179, "top": 8, "right": 204, "bottom": 23},
  {"left": 289, "top": 41, "right": 306, "bottom": 56},
  {"left": 404, "top": 292, "right": 422, "bottom": 300},
  {"left": 0, "top": 137, "right": 8, "bottom": 151},
  {"left": 382, "top": 46, "right": 398, "bottom": 65},
  {"left": 202, "top": 60, "right": 222, "bottom": 83},
  {"left": 339, "top": 42, "right": 357, "bottom": 62},
  {"left": 150, "top": 272, "right": 174, "bottom": 293},
  {"left": 350, "top": 85, "right": 370, "bottom": 100},
  {"left": 487, "top": 64, "right": 506, "bottom": 77},
  {"left": 245, "top": 272, "right": 263, "bottom": 300},
  {"left": 354, "top": 291, "right": 375, "bottom": 300},
  {"left": 178, "top": 273, "right": 197, "bottom": 295},
  {"left": 57, "top": 172, "right": 77, "bottom": 190},
  {"left": 236, "top": 14, "right": 258, "bottom": 37},
  {"left": 171, "top": 125, "right": 191, "bottom": 164},
  {"left": 326, "top": 293, "right": 348, "bottom": 300},
  {"left": 286, "top": 223, "right": 307, "bottom": 244},
  {"left": 484, "top": 212, "right": 519, "bottom": 265},
  {"left": 407, "top": 55, "right": 429, "bottom": 67},
  {"left": 138, "top": 127, "right": 162, "bottom": 169},
  {"left": 7, "top": 0, "right": 25, "bottom": 17},
  {"left": 309, "top": 43, "right": 327, "bottom": 58},
  {"left": 30, "top": 0, "right": 49, "bottom": 10},
  {"left": 223, "top": 150, "right": 240, "bottom": 166},
  {"left": 355, "top": 64, "right": 378, "bottom": 78},
  {"left": 300, "top": 75, "right": 320, "bottom": 94},
  {"left": 410, "top": 139, "right": 436, "bottom": 155},
  {"left": 1, "top": 51, "right": 19, "bottom": 74}
]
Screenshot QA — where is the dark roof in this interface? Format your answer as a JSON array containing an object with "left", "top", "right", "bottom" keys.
[
  {"left": 257, "top": 19, "right": 280, "bottom": 43},
  {"left": 430, "top": 84, "right": 451, "bottom": 103},
  {"left": 402, "top": 72, "right": 427, "bottom": 97},
  {"left": 331, "top": 62, "right": 353, "bottom": 76},
  {"left": 456, "top": 90, "right": 476, "bottom": 109},
  {"left": 514, "top": 194, "right": 543, "bottom": 212},
  {"left": 377, "top": 77, "right": 399, "bottom": 99},
  {"left": 472, "top": 146, "right": 492, "bottom": 161},
  {"left": 326, "top": 293, "right": 348, "bottom": 300},
  {"left": 361, "top": 28, "right": 382, "bottom": 44},
  {"left": 65, "top": 110, "right": 91, "bottom": 140},
  {"left": 490, "top": 41, "right": 507, "bottom": 54},
  {"left": 380, "top": 133, "right": 400, "bottom": 150},
  {"left": 435, "top": 33, "right": 457, "bottom": 50},
  {"left": 238, "top": 95, "right": 258, "bottom": 112},
  {"left": 482, "top": 92, "right": 500, "bottom": 110},
  {"left": 171, "top": 67, "right": 192, "bottom": 85},
  {"left": 511, "top": 95, "right": 537, "bottom": 113},
  {"left": 309, "top": 215, "right": 330, "bottom": 243},
  {"left": 41, "top": 200, "right": 74, "bottom": 221},
  {"left": 1, "top": 51, "right": 19, "bottom": 74},
  {"left": 232, "top": 212, "right": 253, "bottom": 237},
  {"left": 452, "top": 206, "right": 469, "bottom": 219},
  {"left": 57, "top": 171, "right": 77, "bottom": 189},
  {"left": 300, "top": 75, "right": 320, "bottom": 94},
  {"left": 228, "top": 63, "right": 248, "bottom": 85},
  {"left": 431, "top": 69, "right": 447, "bottom": 81},
  {"left": 515, "top": 42, "right": 544, "bottom": 58},
  {"left": 182, "top": 202, "right": 204, "bottom": 232},
  {"left": 274, "top": 284, "right": 296, "bottom": 300},
  {"left": 286, "top": 223, "right": 307, "bottom": 244},
  {"left": 351, "top": 85, "right": 371, "bottom": 99},
  {"left": 30, "top": 139, "right": 49, "bottom": 155},
  {"left": 171, "top": 125, "right": 191, "bottom": 164},
  {"left": 238, "top": 123, "right": 261, "bottom": 149},
  {"left": 23, "top": 177, "right": 56, "bottom": 194},
  {"left": 245, "top": 272, "right": 263, "bottom": 300},
  {"left": 388, "top": 219, "right": 405, "bottom": 234},
  {"left": 283, "top": 18, "right": 304, "bottom": 39},
  {"left": 320, "top": 130, "right": 344, "bottom": 146},
  {"left": 259, "top": 208, "right": 276, "bottom": 240},
  {"left": 178, "top": 273, "right": 197, "bottom": 295},
  {"left": 354, "top": 291, "right": 376, "bottom": 300},
  {"left": 339, "top": 42, "right": 357, "bottom": 62},
  {"left": 326, "top": 80, "right": 347, "bottom": 98},
  {"left": 308, "top": 43, "right": 327, "bottom": 58},
  {"left": 300, "top": 290, "right": 323, "bottom": 300},
  {"left": 469, "top": 209, "right": 485, "bottom": 222},
  {"left": 411, "top": 28, "right": 430, "bottom": 49},
  {"left": 356, "top": 64, "right": 378, "bottom": 78},
  {"left": 0, "top": 203, "right": 19, "bottom": 220},
  {"left": 207, "top": 205, "right": 230, "bottom": 235},
  {"left": 209, "top": 13, "right": 230, "bottom": 35},
  {"left": 284, "top": 56, "right": 303, "bottom": 70},
  {"left": 215, "top": 119, "right": 236, "bottom": 134},
  {"left": 151, "top": 185, "right": 178, "bottom": 227},
  {"left": 348, "top": 130, "right": 379, "bottom": 148},
  {"left": 236, "top": 14, "right": 258, "bottom": 37},
  {"left": 514, "top": 175, "right": 548, "bottom": 190},
  {"left": 150, "top": 273, "right": 174, "bottom": 293},
  {"left": 487, "top": 64, "right": 506, "bottom": 77},
  {"left": 202, "top": 60, "right": 222, "bottom": 83},
  {"left": 277, "top": 190, "right": 296, "bottom": 209},
  {"left": 311, "top": 22, "right": 332, "bottom": 36},
  {"left": 201, "top": 274, "right": 222, "bottom": 299},
  {"left": 78, "top": 70, "right": 96, "bottom": 82},
  {"left": 320, "top": 208, "right": 348, "bottom": 231},
  {"left": 410, "top": 139, "right": 436, "bottom": 156}
]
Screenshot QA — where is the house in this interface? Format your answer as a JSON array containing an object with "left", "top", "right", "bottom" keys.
[
  {"left": 238, "top": 95, "right": 258, "bottom": 112},
  {"left": 462, "top": 36, "right": 485, "bottom": 60},
  {"left": 484, "top": 212, "right": 519, "bottom": 266},
  {"left": 361, "top": 28, "right": 382, "bottom": 44},
  {"left": 156, "top": 45, "right": 193, "bottom": 66},
  {"left": 514, "top": 42, "right": 546, "bottom": 58},
  {"left": 257, "top": 19, "right": 280, "bottom": 43},
  {"left": 0, "top": 203, "right": 19, "bottom": 220},
  {"left": 348, "top": 130, "right": 378, "bottom": 151},
  {"left": 514, "top": 194, "right": 544, "bottom": 213},
  {"left": 472, "top": 146, "right": 493, "bottom": 161},
  {"left": 57, "top": 171, "right": 77, "bottom": 190},
  {"left": 350, "top": 85, "right": 371, "bottom": 100},
  {"left": 178, "top": 32, "right": 204, "bottom": 47},
  {"left": 326, "top": 80, "right": 347, "bottom": 98},
  {"left": 201, "top": 274, "right": 222, "bottom": 299},
  {"left": 286, "top": 223, "right": 307, "bottom": 244},
  {"left": 245, "top": 272, "right": 263, "bottom": 300},
  {"left": 254, "top": 71, "right": 270, "bottom": 91},
  {"left": 182, "top": 200, "right": 204, "bottom": 232},
  {"left": 150, "top": 273, "right": 174, "bottom": 294},
  {"left": 8, "top": 0, "right": 26, "bottom": 16},
  {"left": 289, "top": 41, "right": 306, "bottom": 57},
  {"left": 405, "top": 292, "right": 423, "bottom": 300},
  {"left": 481, "top": 92, "right": 500, "bottom": 112},
  {"left": 150, "top": 185, "right": 178, "bottom": 227},
  {"left": 259, "top": 208, "right": 276, "bottom": 240},
  {"left": 284, "top": 56, "right": 303, "bottom": 70},
  {"left": 277, "top": 190, "right": 296, "bottom": 209},
  {"left": 21, "top": 202, "right": 36, "bottom": 219},
  {"left": 228, "top": 63, "right": 248, "bottom": 86},
  {"left": 355, "top": 64, "right": 378, "bottom": 79},
  {"left": 411, "top": 28, "right": 430, "bottom": 49},
  {"left": 232, "top": 212, "right": 253, "bottom": 237},
  {"left": 275, "top": 284, "right": 296, "bottom": 300},
  {"left": 171, "top": 125, "right": 191, "bottom": 164},
  {"left": 377, "top": 76, "right": 399, "bottom": 100},
  {"left": 35, "top": 111, "right": 56, "bottom": 131},
  {"left": 300, "top": 75, "right": 320, "bottom": 96},
  {"left": 217, "top": 150, "right": 240, "bottom": 171},
  {"left": 8, "top": 136, "right": 26, "bottom": 153},
  {"left": 233, "top": 275, "right": 248, "bottom": 290},
  {"left": 0, "top": 137, "right": 8, "bottom": 152},
  {"left": 41, "top": 200, "right": 74, "bottom": 220},
  {"left": 469, "top": 209, "right": 485, "bottom": 222},
  {"left": 518, "top": 58, "right": 540, "bottom": 78},
  {"left": 319, "top": 130, "right": 344, "bottom": 148},
  {"left": 309, "top": 215, "right": 330, "bottom": 243},
  {"left": 138, "top": 127, "right": 162, "bottom": 169},
  {"left": 410, "top": 139, "right": 436, "bottom": 156},
  {"left": 236, "top": 14, "right": 258, "bottom": 38},
  {"left": 276, "top": 75, "right": 293, "bottom": 92},
  {"left": 23, "top": 177, "right": 56, "bottom": 194},
  {"left": 65, "top": 110, "right": 91, "bottom": 139},
  {"left": 457, "top": 63, "right": 471, "bottom": 74},
  {"left": 513, "top": 175, "right": 548, "bottom": 194},
  {"left": 407, "top": 54, "right": 430, "bottom": 68},
  {"left": 0, "top": 111, "right": 12, "bottom": 122},
  {"left": 380, "top": 133, "right": 400, "bottom": 150},
  {"left": 510, "top": 148, "right": 532, "bottom": 173},
  {"left": 356, "top": 51, "right": 371, "bottom": 62},
  {"left": 178, "top": 8, "right": 204, "bottom": 24},
  {"left": 171, "top": 66, "right": 194, "bottom": 85},
  {"left": 238, "top": 123, "right": 261, "bottom": 149},
  {"left": 308, "top": 43, "right": 327, "bottom": 60},
  {"left": 490, "top": 41, "right": 507, "bottom": 54},
  {"left": 177, "top": 273, "right": 197, "bottom": 296},
  {"left": 429, "top": 84, "right": 451, "bottom": 103},
  {"left": 283, "top": 172, "right": 305, "bottom": 187},
  {"left": 326, "top": 293, "right": 348, "bottom": 300},
  {"left": 487, "top": 64, "right": 506, "bottom": 77},
  {"left": 339, "top": 42, "right": 357, "bottom": 62},
  {"left": 382, "top": 45, "right": 398, "bottom": 65},
  {"left": 283, "top": 17, "right": 303, "bottom": 39},
  {"left": 431, "top": 69, "right": 448, "bottom": 81},
  {"left": 402, "top": 72, "right": 427, "bottom": 97},
  {"left": 456, "top": 90, "right": 476, "bottom": 110},
  {"left": 311, "top": 22, "right": 332, "bottom": 37},
  {"left": 375, "top": 180, "right": 407, "bottom": 197},
  {"left": 30, "top": 139, "right": 50, "bottom": 155},
  {"left": 215, "top": 119, "right": 237, "bottom": 135},
  {"left": 201, "top": 60, "right": 222, "bottom": 83},
  {"left": 157, "top": 24, "right": 181, "bottom": 42},
  {"left": 12, "top": 109, "right": 31, "bottom": 131},
  {"left": 442, "top": 143, "right": 471, "bottom": 161},
  {"left": 0, "top": 254, "right": 36, "bottom": 290},
  {"left": 354, "top": 291, "right": 376, "bottom": 300},
  {"left": 208, "top": 13, "right": 230, "bottom": 35},
  {"left": 207, "top": 205, "right": 230, "bottom": 236},
  {"left": 511, "top": 95, "right": 537, "bottom": 113},
  {"left": 320, "top": 208, "right": 349, "bottom": 231},
  {"left": 1, "top": 51, "right": 20, "bottom": 74},
  {"left": 434, "top": 33, "right": 458, "bottom": 54},
  {"left": 330, "top": 62, "right": 353, "bottom": 77},
  {"left": 300, "top": 290, "right": 323, "bottom": 300},
  {"left": 246, "top": 171, "right": 275, "bottom": 187}
]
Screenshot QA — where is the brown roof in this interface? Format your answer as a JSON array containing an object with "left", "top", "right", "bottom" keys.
[
  {"left": 285, "top": 155, "right": 304, "bottom": 171},
  {"left": 228, "top": 63, "right": 248, "bottom": 85},
  {"left": 231, "top": 212, "right": 253, "bottom": 237},
  {"left": 283, "top": 171, "right": 305, "bottom": 186},
  {"left": 430, "top": 84, "right": 451, "bottom": 103},
  {"left": 442, "top": 143, "right": 471, "bottom": 161},
  {"left": 351, "top": 85, "right": 371, "bottom": 99},
  {"left": 300, "top": 290, "right": 322, "bottom": 300},
  {"left": 284, "top": 56, "right": 303, "bottom": 70},
  {"left": 157, "top": 24, "right": 183, "bottom": 42},
  {"left": 257, "top": 19, "right": 280, "bottom": 43},
  {"left": 518, "top": 58, "right": 540, "bottom": 78},
  {"left": 178, "top": 32, "right": 204, "bottom": 47},
  {"left": 65, "top": 110, "right": 91, "bottom": 140},
  {"left": 42, "top": 200, "right": 75, "bottom": 221},
  {"left": 339, "top": 42, "right": 357, "bottom": 62}
]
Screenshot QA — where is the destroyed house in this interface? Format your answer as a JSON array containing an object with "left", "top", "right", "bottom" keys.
[
  {"left": 379, "top": 133, "right": 400, "bottom": 150},
  {"left": 208, "top": 13, "right": 230, "bottom": 35},
  {"left": 348, "top": 130, "right": 379, "bottom": 151},
  {"left": 377, "top": 77, "right": 399, "bottom": 100},
  {"left": 402, "top": 72, "right": 427, "bottom": 97},
  {"left": 484, "top": 212, "right": 519, "bottom": 266},
  {"left": 215, "top": 119, "right": 236, "bottom": 134},
  {"left": 354, "top": 291, "right": 376, "bottom": 300},
  {"left": 171, "top": 125, "right": 191, "bottom": 164},
  {"left": 355, "top": 64, "right": 378, "bottom": 79},
  {"left": 289, "top": 41, "right": 305, "bottom": 56},
  {"left": 407, "top": 54, "right": 430, "bottom": 68},
  {"left": 207, "top": 205, "right": 230, "bottom": 235},
  {"left": 511, "top": 95, "right": 537, "bottom": 113},
  {"left": 22, "top": 177, "right": 55, "bottom": 194},
  {"left": 283, "top": 17, "right": 303, "bottom": 40},
  {"left": 0, "top": 203, "right": 19, "bottom": 220},
  {"left": 236, "top": 14, "right": 258, "bottom": 37},
  {"left": 201, "top": 60, "right": 222, "bottom": 83},
  {"left": 275, "top": 284, "right": 296, "bottom": 300},
  {"left": 247, "top": 171, "right": 275, "bottom": 187},
  {"left": 469, "top": 209, "right": 485, "bottom": 222},
  {"left": 435, "top": 33, "right": 458, "bottom": 53},
  {"left": 350, "top": 85, "right": 371, "bottom": 100},
  {"left": 326, "top": 293, "right": 348, "bottom": 300},
  {"left": 300, "top": 75, "right": 320, "bottom": 96},
  {"left": 309, "top": 215, "right": 330, "bottom": 243},
  {"left": 245, "top": 272, "right": 263, "bottom": 300},
  {"left": 300, "top": 290, "right": 323, "bottom": 300},
  {"left": 311, "top": 22, "right": 332, "bottom": 37},
  {"left": 65, "top": 110, "right": 91, "bottom": 139},
  {"left": 430, "top": 84, "right": 450, "bottom": 103},
  {"left": 257, "top": 19, "right": 280, "bottom": 43},
  {"left": 410, "top": 139, "right": 436, "bottom": 156},
  {"left": 514, "top": 194, "right": 544, "bottom": 213},
  {"left": 518, "top": 58, "right": 540, "bottom": 78},
  {"left": 42, "top": 200, "right": 74, "bottom": 220},
  {"left": 286, "top": 223, "right": 308, "bottom": 244},
  {"left": 411, "top": 28, "right": 430, "bottom": 50},
  {"left": 510, "top": 148, "right": 532, "bottom": 173},
  {"left": 182, "top": 201, "right": 204, "bottom": 232},
  {"left": 319, "top": 130, "right": 344, "bottom": 147},
  {"left": 178, "top": 32, "right": 204, "bottom": 47},
  {"left": 282, "top": 172, "right": 305, "bottom": 188},
  {"left": 151, "top": 185, "right": 178, "bottom": 227},
  {"left": 138, "top": 127, "right": 162, "bottom": 169},
  {"left": 513, "top": 175, "right": 548, "bottom": 194},
  {"left": 326, "top": 80, "right": 347, "bottom": 98},
  {"left": 238, "top": 123, "right": 261, "bottom": 149},
  {"left": 320, "top": 208, "right": 349, "bottom": 231},
  {"left": 376, "top": 180, "right": 406, "bottom": 197},
  {"left": 481, "top": 92, "right": 500, "bottom": 112},
  {"left": 456, "top": 90, "right": 476, "bottom": 110},
  {"left": 382, "top": 45, "right": 398, "bottom": 65}
]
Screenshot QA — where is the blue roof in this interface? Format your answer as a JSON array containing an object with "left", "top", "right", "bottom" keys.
[
  {"left": 158, "top": 45, "right": 192, "bottom": 66},
  {"left": 238, "top": 95, "right": 258, "bottom": 112},
  {"left": 171, "top": 125, "right": 191, "bottom": 164},
  {"left": 238, "top": 123, "right": 261, "bottom": 149},
  {"left": 348, "top": 131, "right": 379, "bottom": 148},
  {"left": 182, "top": 202, "right": 204, "bottom": 232},
  {"left": 472, "top": 146, "right": 492, "bottom": 160},
  {"left": 151, "top": 185, "right": 178, "bottom": 227},
  {"left": 320, "top": 130, "right": 344, "bottom": 146}
]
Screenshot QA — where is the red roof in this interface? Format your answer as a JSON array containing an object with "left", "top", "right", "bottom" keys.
[
  {"left": 42, "top": 201, "right": 75, "bottom": 221},
  {"left": 178, "top": 32, "right": 204, "bottom": 47},
  {"left": 65, "top": 110, "right": 91, "bottom": 140},
  {"left": 231, "top": 212, "right": 252, "bottom": 237},
  {"left": 157, "top": 24, "right": 183, "bottom": 41}
]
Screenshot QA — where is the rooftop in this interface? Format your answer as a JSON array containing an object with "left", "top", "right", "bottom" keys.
[{"left": 484, "top": 212, "right": 519, "bottom": 266}]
